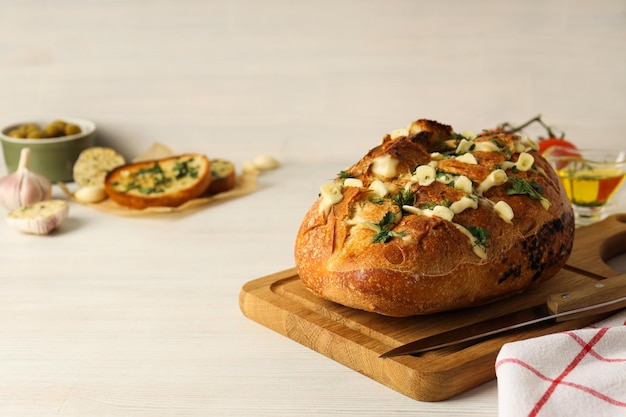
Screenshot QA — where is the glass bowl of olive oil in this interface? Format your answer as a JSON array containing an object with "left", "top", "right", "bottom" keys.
[{"left": 543, "top": 147, "right": 626, "bottom": 226}]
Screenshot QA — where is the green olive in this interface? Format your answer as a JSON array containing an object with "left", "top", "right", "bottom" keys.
[
  {"left": 26, "top": 129, "right": 45, "bottom": 139},
  {"left": 44, "top": 124, "right": 63, "bottom": 137},
  {"left": 49, "top": 119, "right": 67, "bottom": 129},
  {"left": 7, "top": 128, "right": 26, "bottom": 138},
  {"left": 24, "top": 123, "right": 40, "bottom": 132},
  {"left": 17, "top": 125, "right": 30, "bottom": 136},
  {"left": 6, "top": 119, "right": 83, "bottom": 140},
  {"left": 64, "top": 124, "right": 81, "bottom": 136}
]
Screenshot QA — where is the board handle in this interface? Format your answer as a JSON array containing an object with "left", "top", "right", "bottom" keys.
[
  {"left": 547, "top": 274, "right": 626, "bottom": 321},
  {"left": 568, "top": 213, "right": 626, "bottom": 278}
]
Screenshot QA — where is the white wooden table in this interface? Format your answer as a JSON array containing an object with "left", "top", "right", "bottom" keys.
[{"left": 1, "top": 162, "right": 624, "bottom": 416}]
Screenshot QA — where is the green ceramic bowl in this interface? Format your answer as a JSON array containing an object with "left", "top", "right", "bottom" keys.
[{"left": 1, "top": 117, "right": 96, "bottom": 183}]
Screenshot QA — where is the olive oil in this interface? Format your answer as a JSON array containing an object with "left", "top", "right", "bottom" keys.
[{"left": 557, "top": 167, "right": 626, "bottom": 207}]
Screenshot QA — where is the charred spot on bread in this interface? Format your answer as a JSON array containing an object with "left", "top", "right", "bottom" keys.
[{"left": 498, "top": 264, "right": 522, "bottom": 284}]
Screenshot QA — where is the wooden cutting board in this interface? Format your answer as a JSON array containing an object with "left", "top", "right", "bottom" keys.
[{"left": 239, "top": 214, "right": 626, "bottom": 401}]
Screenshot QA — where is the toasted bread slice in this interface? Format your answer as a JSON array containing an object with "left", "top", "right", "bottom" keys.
[
  {"left": 206, "top": 159, "right": 236, "bottom": 195},
  {"left": 104, "top": 154, "right": 212, "bottom": 209}
]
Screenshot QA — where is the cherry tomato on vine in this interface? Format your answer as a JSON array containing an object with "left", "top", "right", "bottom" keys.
[
  {"left": 541, "top": 140, "right": 581, "bottom": 170},
  {"left": 537, "top": 137, "right": 577, "bottom": 155}
]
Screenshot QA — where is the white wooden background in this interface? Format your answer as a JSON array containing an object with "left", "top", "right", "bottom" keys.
[
  {"left": 1, "top": 0, "right": 625, "bottom": 165},
  {"left": 1, "top": 1, "right": 625, "bottom": 416}
]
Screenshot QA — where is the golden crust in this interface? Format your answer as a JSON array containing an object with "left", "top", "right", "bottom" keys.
[
  {"left": 104, "top": 154, "right": 212, "bottom": 209},
  {"left": 294, "top": 119, "right": 575, "bottom": 317}
]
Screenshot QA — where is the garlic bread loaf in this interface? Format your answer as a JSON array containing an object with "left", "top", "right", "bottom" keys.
[
  {"left": 104, "top": 154, "right": 212, "bottom": 209},
  {"left": 294, "top": 119, "right": 575, "bottom": 317}
]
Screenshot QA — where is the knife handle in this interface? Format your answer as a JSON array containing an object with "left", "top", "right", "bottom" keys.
[{"left": 547, "top": 274, "right": 626, "bottom": 322}]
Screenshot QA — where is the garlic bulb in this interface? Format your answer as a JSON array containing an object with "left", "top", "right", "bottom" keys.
[
  {"left": 0, "top": 148, "right": 52, "bottom": 211},
  {"left": 6, "top": 200, "right": 69, "bottom": 235}
]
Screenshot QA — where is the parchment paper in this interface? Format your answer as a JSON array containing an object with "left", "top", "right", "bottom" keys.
[{"left": 59, "top": 143, "right": 259, "bottom": 217}]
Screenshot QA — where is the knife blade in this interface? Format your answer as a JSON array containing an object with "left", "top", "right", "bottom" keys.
[{"left": 380, "top": 273, "right": 626, "bottom": 358}]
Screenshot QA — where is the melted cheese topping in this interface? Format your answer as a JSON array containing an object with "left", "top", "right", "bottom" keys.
[
  {"left": 319, "top": 182, "right": 343, "bottom": 215},
  {"left": 476, "top": 169, "right": 507, "bottom": 195},
  {"left": 371, "top": 154, "right": 400, "bottom": 178},
  {"left": 449, "top": 195, "right": 479, "bottom": 214},
  {"left": 368, "top": 179, "right": 388, "bottom": 197},
  {"left": 500, "top": 161, "right": 516, "bottom": 171},
  {"left": 436, "top": 171, "right": 454, "bottom": 185},
  {"left": 473, "top": 141, "right": 501, "bottom": 153},
  {"left": 498, "top": 152, "right": 534, "bottom": 173},
  {"left": 454, "top": 175, "right": 473, "bottom": 193},
  {"left": 455, "top": 153, "right": 478, "bottom": 164},
  {"left": 313, "top": 127, "right": 553, "bottom": 260},
  {"left": 494, "top": 200, "right": 514, "bottom": 223},
  {"left": 343, "top": 178, "right": 364, "bottom": 188},
  {"left": 461, "top": 130, "right": 476, "bottom": 140},
  {"left": 515, "top": 152, "right": 534, "bottom": 171},
  {"left": 430, "top": 152, "right": 444, "bottom": 161},
  {"left": 402, "top": 205, "right": 454, "bottom": 221},
  {"left": 456, "top": 139, "right": 474, "bottom": 154},
  {"left": 431, "top": 205, "right": 455, "bottom": 221},
  {"left": 413, "top": 165, "right": 436, "bottom": 186},
  {"left": 402, "top": 205, "right": 421, "bottom": 215},
  {"left": 522, "top": 137, "right": 539, "bottom": 151},
  {"left": 453, "top": 223, "right": 487, "bottom": 260}
]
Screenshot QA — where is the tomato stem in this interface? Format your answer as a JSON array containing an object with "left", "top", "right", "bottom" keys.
[{"left": 498, "top": 114, "right": 563, "bottom": 139}]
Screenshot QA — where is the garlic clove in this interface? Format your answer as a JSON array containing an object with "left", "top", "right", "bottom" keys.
[
  {"left": 252, "top": 154, "right": 280, "bottom": 171},
  {"left": 241, "top": 160, "right": 260, "bottom": 175},
  {"left": 0, "top": 148, "right": 52, "bottom": 211},
  {"left": 74, "top": 185, "right": 107, "bottom": 204},
  {"left": 6, "top": 199, "right": 69, "bottom": 235}
]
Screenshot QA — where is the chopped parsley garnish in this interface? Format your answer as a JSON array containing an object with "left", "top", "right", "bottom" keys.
[
  {"left": 436, "top": 170, "right": 454, "bottom": 184},
  {"left": 450, "top": 133, "right": 467, "bottom": 141},
  {"left": 418, "top": 201, "right": 438, "bottom": 210},
  {"left": 466, "top": 226, "right": 490, "bottom": 249},
  {"left": 338, "top": 170, "right": 355, "bottom": 179},
  {"left": 418, "top": 198, "right": 451, "bottom": 210},
  {"left": 114, "top": 159, "right": 201, "bottom": 195},
  {"left": 506, "top": 176, "right": 551, "bottom": 206},
  {"left": 491, "top": 138, "right": 512, "bottom": 158},
  {"left": 173, "top": 159, "right": 199, "bottom": 179},
  {"left": 391, "top": 189, "right": 416, "bottom": 208},
  {"left": 371, "top": 211, "right": 405, "bottom": 243},
  {"left": 439, "top": 149, "right": 459, "bottom": 157}
]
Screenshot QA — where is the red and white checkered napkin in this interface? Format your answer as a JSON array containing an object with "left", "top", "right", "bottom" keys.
[{"left": 495, "top": 310, "right": 626, "bottom": 417}]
